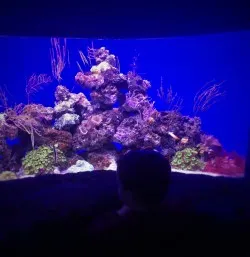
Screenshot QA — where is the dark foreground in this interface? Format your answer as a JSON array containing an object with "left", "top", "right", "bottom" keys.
[{"left": 0, "top": 171, "right": 250, "bottom": 256}]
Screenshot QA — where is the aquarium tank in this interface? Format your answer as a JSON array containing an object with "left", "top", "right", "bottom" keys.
[{"left": 0, "top": 31, "right": 249, "bottom": 181}]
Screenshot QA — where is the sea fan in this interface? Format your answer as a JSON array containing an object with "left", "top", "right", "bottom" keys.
[{"left": 26, "top": 74, "right": 52, "bottom": 104}]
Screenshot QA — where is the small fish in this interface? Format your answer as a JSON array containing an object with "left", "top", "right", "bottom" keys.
[
  {"left": 181, "top": 137, "right": 189, "bottom": 144},
  {"left": 52, "top": 144, "right": 58, "bottom": 164},
  {"left": 113, "top": 142, "right": 123, "bottom": 151},
  {"left": 168, "top": 132, "right": 180, "bottom": 141},
  {"left": 5, "top": 138, "right": 20, "bottom": 147},
  {"left": 76, "top": 149, "right": 87, "bottom": 155}
]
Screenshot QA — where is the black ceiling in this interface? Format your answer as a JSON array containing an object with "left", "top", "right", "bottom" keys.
[{"left": 0, "top": 2, "right": 250, "bottom": 38}]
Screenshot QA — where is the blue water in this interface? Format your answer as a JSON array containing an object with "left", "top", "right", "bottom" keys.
[{"left": 0, "top": 31, "right": 249, "bottom": 155}]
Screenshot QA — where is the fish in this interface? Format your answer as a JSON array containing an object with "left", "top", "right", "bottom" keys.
[
  {"left": 51, "top": 144, "right": 59, "bottom": 164},
  {"left": 5, "top": 138, "right": 20, "bottom": 147},
  {"left": 113, "top": 142, "right": 123, "bottom": 151}
]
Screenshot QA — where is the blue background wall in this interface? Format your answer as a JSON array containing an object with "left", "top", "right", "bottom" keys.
[{"left": 0, "top": 31, "right": 249, "bottom": 155}]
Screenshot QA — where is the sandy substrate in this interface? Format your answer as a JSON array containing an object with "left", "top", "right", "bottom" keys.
[
  {"left": 171, "top": 168, "right": 244, "bottom": 178},
  {"left": 16, "top": 168, "right": 244, "bottom": 179}
]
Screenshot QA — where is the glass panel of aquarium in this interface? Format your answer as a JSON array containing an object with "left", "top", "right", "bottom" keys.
[{"left": 0, "top": 31, "right": 249, "bottom": 181}]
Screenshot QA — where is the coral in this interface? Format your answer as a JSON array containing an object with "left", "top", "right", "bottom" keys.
[
  {"left": 113, "top": 116, "right": 149, "bottom": 147},
  {"left": 143, "top": 132, "right": 161, "bottom": 149},
  {"left": 73, "top": 113, "right": 116, "bottom": 151},
  {"left": 0, "top": 171, "right": 17, "bottom": 181},
  {"left": 90, "top": 61, "right": 113, "bottom": 74},
  {"left": 204, "top": 152, "right": 245, "bottom": 176},
  {"left": 0, "top": 113, "right": 18, "bottom": 139},
  {"left": 0, "top": 46, "right": 234, "bottom": 178},
  {"left": 87, "top": 151, "right": 117, "bottom": 170},
  {"left": 171, "top": 148, "right": 204, "bottom": 171},
  {"left": 127, "top": 71, "right": 151, "bottom": 94},
  {"left": 181, "top": 116, "right": 201, "bottom": 146},
  {"left": 75, "top": 72, "right": 104, "bottom": 89},
  {"left": 50, "top": 38, "right": 68, "bottom": 82},
  {"left": 54, "top": 87, "right": 90, "bottom": 117},
  {"left": 66, "top": 160, "right": 94, "bottom": 173},
  {"left": 26, "top": 74, "right": 52, "bottom": 104},
  {"left": 22, "top": 104, "right": 54, "bottom": 125},
  {"left": 22, "top": 145, "right": 67, "bottom": 175},
  {"left": 0, "top": 138, "right": 12, "bottom": 171},
  {"left": 55, "top": 85, "right": 70, "bottom": 101},
  {"left": 35, "top": 128, "right": 72, "bottom": 152},
  {"left": 92, "top": 47, "right": 110, "bottom": 64},
  {"left": 91, "top": 84, "right": 119, "bottom": 106},
  {"left": 198, "top": 134, "right": 222, "bottom": 161},
  {"left": 54, "top": 113, "right": 80, "bottom": 130}
]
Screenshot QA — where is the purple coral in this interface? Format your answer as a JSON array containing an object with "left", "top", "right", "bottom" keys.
[
  {"left": 127, "top": 71, "right": 151, "bottom": 94},
  {"left": 113, "top": 116, "right": 148, "bottom": 147},
  {"left": 91, "top": 84, "right": 119, "bottom": 106},
  {"left": 22, "top": 104, "right": 54, "bottom": 125},
  {"left": 55, "top": 85, "right": 70, "bottom": 101},
  {"left": 73, "top": 111, "right": 117, "bottom": 151},
  {"left": 75, "top": 72, "right": 104, "bottom": 89}
]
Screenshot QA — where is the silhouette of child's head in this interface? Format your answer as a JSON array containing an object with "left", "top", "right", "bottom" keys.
[{"left": 117, "top": 150, "right": 171, "bottom": 209}]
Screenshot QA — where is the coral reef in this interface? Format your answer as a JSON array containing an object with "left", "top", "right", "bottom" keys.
[
  {"left": 22, "top": 146, "right": 67, "bottom": 175},
  {"left": 171, "top": 148, "right": 204, "bottom": 171},
  {"left": 0, "top": 45, "right": 245, "bottom": 179}
]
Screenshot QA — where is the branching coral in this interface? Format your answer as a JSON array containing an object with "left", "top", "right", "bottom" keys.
[
  {"left": 50, "top": 38, "right": 68, "bottom": 82},
  {"left": 26, "top": 74, "right": 52, "bottom": 104},
  {"left": 193, "top": 80, "right": 226, "bottom": 115},
  {"left": 157, "top": 78, "right": 183, "bottom": 112},
  {"left": 22, "top": 145, "right": 67, "bottom": 175},
  {"left": 171, "top": 148, "right": 204, "bottom": 171},
  {"left": 5, "top": 109, "right": 43, "bottom": 149}
]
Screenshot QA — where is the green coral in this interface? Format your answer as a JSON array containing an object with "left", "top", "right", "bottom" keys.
[
  {"left": 22, "top": 145, "right": 67, "bottom": 175},
  {"left": 0, "top": 171, "right": 17, "bottom": 181},
  {"left": 171, "top": 148, "right": 204, "bottom": 171}
]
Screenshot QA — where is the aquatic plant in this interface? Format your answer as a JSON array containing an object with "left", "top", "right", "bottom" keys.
[
  {"left": 26, "top": 74, "right": 52, "bottom": 104},
  {"left": 22, "top": 145, "right": 67, "bottom": 175},
  {"left": 171, "top": 148, "right": 204, "bottom": 171},
  {"left": 204, "top": 152, "right": 245, "bottom": 176},
  {"left": 0, "top": 171, "right": 17, "bottom": 181},
  {"left": 193, "top": 80, "right": 226, "bottom": 115}
]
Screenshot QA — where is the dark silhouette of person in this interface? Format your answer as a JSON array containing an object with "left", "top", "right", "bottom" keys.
[{"left": 86, "top": 150, "right": 180, "bottom": 255}]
